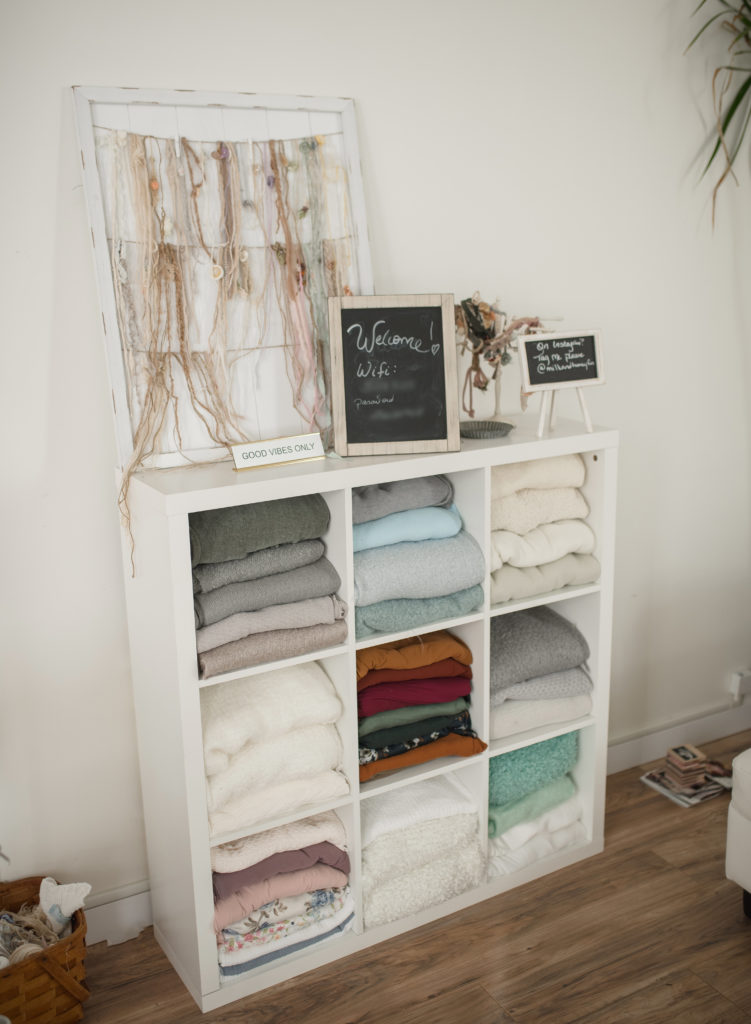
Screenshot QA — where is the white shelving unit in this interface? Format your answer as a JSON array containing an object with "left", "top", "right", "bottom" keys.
[{"left": 121, "top": 417, "right": 618, "bottom": 1012}]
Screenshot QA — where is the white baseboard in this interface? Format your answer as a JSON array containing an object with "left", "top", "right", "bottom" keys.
[{"left": 85, "top": 886, "right": 152, "bottom": 946}]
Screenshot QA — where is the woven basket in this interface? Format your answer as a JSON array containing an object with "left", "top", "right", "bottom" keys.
[{"left": 0, "top": 876, "right": 88, "bottom": 1024}]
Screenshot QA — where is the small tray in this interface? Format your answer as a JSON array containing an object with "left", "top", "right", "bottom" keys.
[{"left": 459, "top": 420, "right": 515, "bottom": 440}]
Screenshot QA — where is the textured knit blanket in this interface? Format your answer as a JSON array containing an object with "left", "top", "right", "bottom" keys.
[
  {"left": 489, "top": 520, "right": 595, "bottom": 571},
  {"left": 354, "top": 585, "right": 484, "bottom": 639},
  {"left": 196, "top": 595, "right": 347, "bottom": 654},
  {"left": 491, "top": 665, "right": 592, "bottom": 705},
  {"left": 198, "top": 619, "right": 348, "bottom": 679},
  {"left": 210, "top": 810, "right": 347, "bottom": 873},
  {"left": 491, "top": 487, "right": 589, "bottom": 534},
  {"left": 353, "top": 503, "right": 462, "bottom": 552},
  {"left": 352, "top": 475, "right": 454, "bottom": 524},
  {"left": 488, "top": 731, "right": 579, "bottom": 806},
  {"left": 193, "top": 539, "right": 325, "bottom": 594},
  {"left": 489, "top": 606, "right": 589, "bottom": 690},
  {"left": 490, "top": 553, "right": 600, "bottom": 604},
  {"left": 491, "top": 454, "right": 586, "bottom": 500}
]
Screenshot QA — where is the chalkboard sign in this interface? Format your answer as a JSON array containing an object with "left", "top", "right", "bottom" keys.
[
  {"left": 328, "top": 294, "right": 460, "bottom": 455},
  {"left": 519, "top": 331, "right": 604, "bottom": 391}
]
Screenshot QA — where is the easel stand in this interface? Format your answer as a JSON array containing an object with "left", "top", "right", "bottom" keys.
[{"left": 537, "top": 387, "right": 593, "bottom": 437}]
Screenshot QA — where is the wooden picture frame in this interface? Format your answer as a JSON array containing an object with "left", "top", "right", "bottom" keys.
[
  {"left": 519, "top": 331, "right": 604, "bottom": 392},
  {"left": 328, "top": 294, "right": 460, "bottom": 456}
]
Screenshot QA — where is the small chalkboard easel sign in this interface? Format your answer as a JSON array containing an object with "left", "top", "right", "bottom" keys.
[
  {"left": 328, "top": 294, "right": 460, "bottom": 456},
  {"left": 518, "top": 331, "right": 604, "bottom": 436}
]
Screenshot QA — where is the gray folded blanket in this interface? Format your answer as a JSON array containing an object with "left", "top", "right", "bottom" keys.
[
  {"left": 490, "top": 666, "right": 592, "bottom": 706},
  {"left": 189, "top": 494, "right": 330, "bottom": 567},
  {"left": 490, "top": 606, "right": 589, "bottom": 690},
  {"left": 198, "top": 619, "right": 348, "bottom": 679},
  {"left": 355, "top": 585, "right": 484, "bottom": 639},
  {"left": 193, "top": 539, "right": 325, "bottom": 594},
  {"left": 352, "top": 475, "right": 454, "bottom": 525},
  {"left": 196, "top": 595, "right": 347, "bottom": 654},
  {"left": 195, "top": 556, "right": 341, "bottom": 628}
]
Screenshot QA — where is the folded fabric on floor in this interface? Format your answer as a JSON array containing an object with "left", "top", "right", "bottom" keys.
[
  {"left": 358, "top": 657, "right": 472, "bottom": 692},
  {"left": 359, "top": 708, "right": 474, "bottom": 750},
  {"left": 201, "top": 662, "right": 341, "bottom": 775},
  {"left": 490, "top": 553, "right": 600, "bottom": 604},
  {"left": 214, "top": 863, "right": 350, "bottom": 931},
  {"left": 195, "top": 556, "right": 342, "bottom": 628},
  {"left": 490, "top": 487, "right": 589, "bottom": 535},
  {"left": 356, "top": 631, "right": 472, "bottom": 681},
  {"left": 353, "top": 531, "right": 484, "bottom": 607},
  {"left": 219, "top": 906, "right": 354, "bottom": 977},
  {"left": 359, "top": 732, "right": 486, "bottom": 782},
  {"left": 193, "top": 539, "right": 325, "bottom": 594},
  {"left": 208, "top": 769, "right": 350, "bottom": 837},
  {"left": 360, "top": 772, "right": 478, "bottom": 848},
  {"left": 198, "top": 619, "right": 348, "bottom": 679},
  {"left": 489, "top": 693, "right": 593, "bottom": 739},
  {"left": 210, "top": 810, "right": 347, "bottom": 873},
  {"left": 213, "top": 842, "right": 351, "bottom": 901},
  {"left": 190, "top": 493, "right": 330, "bottom": 567},
  {"left": 196, "top": 595, "right": 347, "bottom": 654},
  {"left": 488, "top": 774, "right": 576, "bottom": 838},
  {"left": 355, "top": 585, "right": 484, "bottom": 639},
  {"left": 357, "top": 676, "right": 473, "bottom": 718},
  {"left": 352, "top": 475, "right": 454, "bottom": 525},
  {"left": 491, "top": 666, "right": 592, "bottom": 705},
  {"left": 359, "top": 709, "right": 476, "bottom": 766},
  {"left": 489, "top": 520, "right": 595, "bottom": 571},
  {"left": 353, "top": 503, "right": 462, "bottom": 553},
  {"left": 358, "top": 697, "right": 470, "bottom": 739},
  {"left": 490, "top": 606, "right": 590, "bottom": 691},
  {"left": 487, "top": 820, "right": 586, "bottom": 876},
  {"left": 491, "top": 454, "right": 586, "bottom": 501},
  {"left": 488, "top": 731, "right": 579, "bottom": 806}
]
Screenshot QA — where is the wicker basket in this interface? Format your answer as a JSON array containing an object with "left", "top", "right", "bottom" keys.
[{"left": 0, "top": 876, "right": 88, "bottom": 1024}]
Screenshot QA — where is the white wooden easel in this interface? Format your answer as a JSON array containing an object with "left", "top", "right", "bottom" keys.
[{"left": 537, "top": 386, "right": 593, "bottom": 437}]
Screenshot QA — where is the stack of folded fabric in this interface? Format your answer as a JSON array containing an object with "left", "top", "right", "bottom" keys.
[
  {"left": 360, "top": 773, "right": 485, "bottom": 928},
  {"left": 352, "top": 475, "right": 485, "bottom": 639},
  {"left": 489, "top": 454, "right": 600, "bottom": 605},
  {"left": 489, "top": 605, "right": 593, "bottom": 739},
  {"left": 201, "top": 662, "right": 349, "bottom": 836},
  {"left": 190, "top": 494, "right": 348, "bottom": 678},
  {"left": 487, "top": 731, "right": 585, "bottom": 877},
  {"left": 211, "top": 810, "right": 354, "bottom": 979},
  {"left": 357, "top": 631, "right": 487, "bottom": 783}
]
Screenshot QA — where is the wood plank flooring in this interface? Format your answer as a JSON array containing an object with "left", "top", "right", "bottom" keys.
[{"left": 81, "top": 729, "right": 751, "bottom": 1023}]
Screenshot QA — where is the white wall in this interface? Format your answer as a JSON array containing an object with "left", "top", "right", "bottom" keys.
[{"left": 1, "top": 0, "right": 750, "bottom": 900}]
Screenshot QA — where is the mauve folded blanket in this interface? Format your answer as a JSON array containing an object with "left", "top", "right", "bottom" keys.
[
  {"left": 353, "top": 503, "right": 462, "bottom": 552},
  {"left": 491, "top": 487, "right": 589, "bottom": 535},
  {"left": 490, "top": 553, "right": 600, "bottom": 604},
  {"left": 352, "top": 475, "right": 454, "bottom": 524},
  {"left": 210, "top": 810, "right": 347, "bottom": 873},
  {"left": 212, "top": 841, "right": 351, "bottom": 902},
  {"left": 353, "top": 531, "right": 485, "bottom": 606},
  {"left": 490, "top": 606, "right": 589, "bottom": 690},
  {"left": 196, "top": 595, "right": 347, "bottom": 654},
  {"left": 195, "top": 556, "right": 341, "bottom": 628},
  {"left": 214, "top": 863, "right": 349, "bottom": 932},
  {"left": 198, "top": 619, "right": 348, "bottom": 679},
  {"left": 189, "top": 493, "right": 330, "bottom": 567},
  {"left": 491, "top": 454, "right": 586, "bottom": 500},
  {"left": 488, "top": 731, "right": 579, "bottom": 806},
  {"left": 354, "top": 585, "right": 484, "bottom": 639},
  {"left": 193, "top": 539, "right": 325, "bottom": 594}
]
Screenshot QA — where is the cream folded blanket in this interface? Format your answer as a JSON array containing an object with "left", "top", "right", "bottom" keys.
[
  {"left": 360, "top": 772, "right": 478, "bottom": 849},
  {"left": 489, "top": 520, "right": 595, "bottom": 571},
  {"left": 196, "top": 595, "right": 347, "bottom": 654},
  {"left": 491, "top": 454, "right": 586, "bottom": 500},
  {"left": 491, "top": 553, "right": 600, "bottom": 604},
  {"left": 363, "top": 813, "right": 479, "bottom": 891},
  {"left": 489, "top": 693, "right": 593, "bottom": 739},
  {"left": 211, "top": 810, "right": 347, "bottom": 873},
  {"left": 201, "top": 662, "right": 341, "bottom": 775},
  {"left": 198, "top": 620, "right": 348, "bottom": 680},
  {"left": 498, "top": 792, "right": 583, "bottom": 852},
  {"left": 208, "top": 770, "right": 350, "bottom": 837},
  {"left": 487, "top": 820, "right": 586, "bottom": 876},
  {"left": 491, "top": 487, "right": 589, "bottom": 534}
]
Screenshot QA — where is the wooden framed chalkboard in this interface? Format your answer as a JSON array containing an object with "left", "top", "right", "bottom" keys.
[
  {"left": 519, "top": 331, "right": 604, "bottom": 392},
  {"left": 328, "top": 294, "right": 460, "bottom": 456}
]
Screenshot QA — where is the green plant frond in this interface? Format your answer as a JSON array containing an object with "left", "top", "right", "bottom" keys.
[
  {"left": 687, "top": 7, "right": 735, "bottom": 49},
  {"left": 703, "top": 68, "right": 751, "bottom": 174}
]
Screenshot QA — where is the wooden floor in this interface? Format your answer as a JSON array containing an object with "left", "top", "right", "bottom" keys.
[{"left": 83, "top": 729, "right": 751, "bottom": 1024}]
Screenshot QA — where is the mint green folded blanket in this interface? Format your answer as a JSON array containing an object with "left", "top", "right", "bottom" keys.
[
  {"left": 355, "top": 584, "right": 484, "bottom": 639},
  {"left": 488, "top": 774, "right": 577, "bottom": 837},
  {"left": 488, "top": 731, "right": 579, "bottom": 807}
]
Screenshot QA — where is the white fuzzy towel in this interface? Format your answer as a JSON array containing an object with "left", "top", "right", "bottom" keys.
[
  {"left": 201, "top": 662, "right": 341, "bottom": 775},
  {"left": 498, "top": 792, "right": 583, "bottom": 852},
  {"left": 207, "top": 723, "right": 343, "bottom": 811},
  {"left": 491, "top": 488, "right": 589, "bottom": 535},
  {"left": 491, "top": 454, "right": 586, "bottom": 500},
  {"left": 363, "top": 813, "right": 479, "bottom": 891},
  {"left": 489, "top": 520, "right": 595, "bottom": 571},
  {"left": 490, "top": 553, "right": 601, "bottom": 604},
  {"left": 489, "top": 693, "right": 593, "bottom": 740},
  {"left": 211, "top": 811, "right": 347, "bottom": 873},
  {"left": 487, "top": 820, "right": 586, "bottom": 876},
  {"left": 360, "top": 772, "right": 478, "bottom": 849},
  {"left": 208, "top": 770, "right": 350, "bottom": 837}
]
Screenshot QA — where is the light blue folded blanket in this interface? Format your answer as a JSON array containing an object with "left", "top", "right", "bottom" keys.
[
  {"left": 488, "top": 731, "right": 579, "bottom": 806},
  {"left": 355, "top": 584, "right": 484, "bottom": 639},
  {"left": 353, "top": 503, "right": 462, "bottom": 553},
  {"left": 353, "top": 530, "right": 485, "bottom": 606}
]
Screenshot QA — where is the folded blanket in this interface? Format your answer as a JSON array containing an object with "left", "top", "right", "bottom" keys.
[
  {"left": 219, "top": 886, "right": 348, "bottom": 936},
  {"left": 489, "top": 520, "right": 595, "bottom": 571},
  {"left": 355, "top": 585, "right": 484, "bottom": 639},
  {"left": 489, "top": 693, "right": 592, "bottom": 739},
  {"left": 358, "top": 676, "right": 473, "bottom": 718},
  {"left": 490, "top": 553, "right": 601, "bottom": 604},
  {"left": 360, "top": 772, "right": 478, "bottom": 848},
  {"left": 488, "top": 774, "right": 576, "bottom": 838},
  {"left": 209, "top": 769, "right": 350, "bottom": 837},
  {"left": 488, "top": 731, "right": 579, "bottom": 807},
  {"left": 193, "top": 539, "right": 325, "bottom": 594},
  {"left": 195, "top": 556, "right": 341, "bottom": 628},
  {"left": 207, "top": 723, "right": 343, "bottom": 811},
  {"left": 201, "top": 662, "right": 341, "bottom": 775},
  {"left": 210, "top": 810, "right": 347, "bottom": 873},
  {"left": 359, "top": 733, "right": 487, "bottom": 782},
  {"left": 491, "top": 454, "right": 586, "bottom": 500},
  {"left": 490, "top": 606, "right": 589, "bottom": 690},
  {"left": 352, "top": 475, "right": 454, "bottom": 524},
  {"left": 487, "top": 820, "right": 586, "bottom": 876},
  {"left": 491, "top": 487, "right": 589, "bottom": 535},
  {"left": 196, "top": 595, "right": 347, "bottom": 654},
  {"left": 190, "top": 493, "right": 330, "bottom": 567},
  {"left": 353, "top": 503, "right": 462, "bottom": 553},
  {"left": 356, "top": 631, "right": 472, "bottom": 680},
  {"left": 359, "top": 710, "right": 477, "bottom": 765},
  {"left": 353, "top": 531, "right": 484, "bottom": 606},
  {"left": 198, "top": 619, "right": 348, "bottom": 679},
  {"left": 359, "top": 708, "right": 474, "bottom": 750},
  {"left": 214, "top": 863, "right": 349, "bottom": 931},
  {"left": 362, "top": 813, "right": 479, "bottom": 891},
  {"left": 491, "top": 666, "right": 592, "bottom": 705},
  {"left": 358, "top": 658, "right": 472, "bottom": 692},
  {"left": 358, "top": 698, "right": 470, "bottom": 738},
  {"left": 497, "top": 792, "right": 584, "bottom": 852},
  {"left": 213, "top": 842, "right": 351, "bottom": 901}
]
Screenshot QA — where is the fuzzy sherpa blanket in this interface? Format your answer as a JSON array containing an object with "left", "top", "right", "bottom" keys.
[
  {"left": 489, "top": 693, "right": 593, "bottom": 740},
  {"left": 193, "top": 539, "right": 325, "bottom": 594},
  {"left": 353, "top": 503, "right": 462, "bottom": 553},
  {"left": 491, "top": 454, "right": 586, "bottom": 500},
  {"left": 490, "top": 606, "right": 589, "bottom": 690},
  {"left": 488, "top": 731, "right": 579, "bottom": 807},
  {"left": 354, "top": 585, "right": 484, "bottom": 639},
  {"left": 490, "top": 553, "right": 600, "bottom": 604},
  {"left": 210, "top": 810, "right": 347, "bottom": 873},
  {"left": 362, "top": 813, "right": 479, "bottom": 891},
  {"left": 491, "top": 487, "right": 589, "bottom": 535},
  {"left": 489, "top": 520, "right": 595, "bottom": 571},
  {"left": 198, "top": 619, "right": 348, "bottom": 679},
  {"left": 196, "top": 595, "right": 347, "bottom": 654},
  {"left": 352, "top": 475, "right": 454, "bottom": 524},
  {"left": 360, "top": 772, "right": 478, "bottom": 848}
]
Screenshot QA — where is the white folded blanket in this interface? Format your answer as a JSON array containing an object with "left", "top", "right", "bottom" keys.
[
  {"left": 206, "top": 723, "right": 343, "bottom": 811},
  {"left": 210, "top": 810, "right": 347, "bottom": 873},
  {"left": 498, "top": 792, "right": 583, "bottom": 852},
  {"left": 360, "top": 772, "right": 478, "bottom": 849},
  {"left": 491, "top": 454, "right": 586, "bottom": 500},
  {"left": 489, "top": 693, "right": 593, "bottom": 739},
  {"left": 491, "top": 488, "right": 589, "bottom": 534},
  {"left": 489, "top": 520, "right": 595, "bottom": 571},
  {"left": 208, "top": 770, "right": 350, "bottom": 837},
  {"left": 487, "top": 820, "right": 586, "bottom": 876},
  {"left": 490, "top": 553, "right": 600, "bottom": 604},
  {"left": 362, "top": 813, "right": 479, "bottom": 891},
  {"left": 201, "top": 662, "right": 342, "bottom": 775}
]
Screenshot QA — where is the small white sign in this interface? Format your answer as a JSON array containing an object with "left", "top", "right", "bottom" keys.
[{"left": 231, "top": 432, "right": 325, "bottom": 471}]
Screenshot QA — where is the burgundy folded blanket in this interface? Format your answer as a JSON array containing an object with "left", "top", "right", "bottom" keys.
[{"left": 357, "top": 677, "right": 473, "bottom": 718}]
